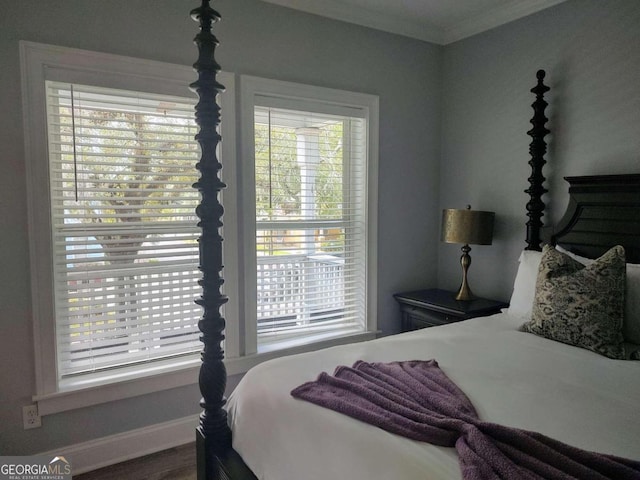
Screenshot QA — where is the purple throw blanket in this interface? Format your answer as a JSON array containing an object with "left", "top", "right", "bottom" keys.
[{"left": 291, "top": 360, "right": 640, "bottom": 480}]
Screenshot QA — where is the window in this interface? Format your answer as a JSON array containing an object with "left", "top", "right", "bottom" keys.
[
  {"left": 46, "top": 81, "right": 201, "bottom": 379},
  {"left": 22, "top": 42, "right": 235, "bottom": 412},
  {"left": 239, "top": 77, "right": 379, "bottom": 355},
  {"left": 22, "top": 43, "right": 375, "bottom": 414}
]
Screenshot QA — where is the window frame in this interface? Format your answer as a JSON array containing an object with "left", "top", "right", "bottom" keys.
[
  {"left": 21, "top": 43, "right": 378, "bottom": 416},
  {"left": 238, "top": 75, "right": 379, "bottom": 357},
  {"left": 45, "top": 80, "right": 206, "bottom": 380},
  {"left": 21, "top": 42, "right": 237, "bottom": 414}
]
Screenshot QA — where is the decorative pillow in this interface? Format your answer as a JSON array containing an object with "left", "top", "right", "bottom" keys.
[
  {"left": 508, "top": 250, "right": 543, "bottom": 319},
  {"left": 556, "top": 245, "right": 640, "bottom": 344},
  {"left": 521, "top": 245, "right": 626, "bottom": 359}
]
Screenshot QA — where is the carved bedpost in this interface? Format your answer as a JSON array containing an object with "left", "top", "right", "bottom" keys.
[
  {"left": 191, "top": 1, "right": 230, "bottom": 479},
  {"left": 524, "top": 70, "right": 550, "bottom": 251}
]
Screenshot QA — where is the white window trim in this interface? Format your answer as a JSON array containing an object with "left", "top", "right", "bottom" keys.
[
  {"left": 22, "top": 43, "right": 378, "bottom": 416},
  {"left": 239, "top": 75, "right": 379, "bottom": 356},
  {"left": 20, "top": 41, "right": 239, "bottom": 415}
]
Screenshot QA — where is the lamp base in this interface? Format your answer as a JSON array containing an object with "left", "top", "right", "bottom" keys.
[
  {"left": 454, "top": 283, "right": 474, "bottom": 301},
  {"left": 455, "top": 244, "right": 474, "bottom": 301}
]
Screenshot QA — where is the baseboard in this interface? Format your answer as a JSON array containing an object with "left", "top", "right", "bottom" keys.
[{"left": 39, "top": 414, "right": 199, "bottom": 475}]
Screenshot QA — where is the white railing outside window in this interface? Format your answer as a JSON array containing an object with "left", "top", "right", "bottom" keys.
[{"left": 256, "top": 253, "right": 347, "bottom": 340}]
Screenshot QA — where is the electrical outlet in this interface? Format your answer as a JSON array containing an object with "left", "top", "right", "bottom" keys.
[{"left": 23, "top": 404, "right": 42, "bottom": 429}]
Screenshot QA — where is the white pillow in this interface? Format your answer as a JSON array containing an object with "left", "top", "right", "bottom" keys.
[
  {"left": 508, "top": 250, "right": 543, "bottom": 319},
  {"left": 554, "top": 244, "right": 595, "bottom": 265},
  {"left": 556, "top": 245, "right": 640, "bottom": 344}
]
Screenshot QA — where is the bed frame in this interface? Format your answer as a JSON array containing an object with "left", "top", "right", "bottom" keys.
[
  {"left": 189, "top": 2, "right": 244, "bottom": 479},
  {"left": 551, "top": 174, "right": 640, "bottom": 263},
  {"left": 190, "top": 2, "right": 640, "bottom": 479}
]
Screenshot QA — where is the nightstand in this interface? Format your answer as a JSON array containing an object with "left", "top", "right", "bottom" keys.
[{"left": 393, "top": 288, "right": 508, "bottom": 332}]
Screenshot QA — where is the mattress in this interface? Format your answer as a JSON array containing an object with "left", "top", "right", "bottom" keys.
[{"left": 226, "top": 312, "right": 640, "bottom": 480}]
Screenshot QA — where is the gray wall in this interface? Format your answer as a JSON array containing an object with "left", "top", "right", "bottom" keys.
[
  {"left": 438, "top": 0, "right": 640, "bottom": 301},
  {"left": 0, "top": 0, "right": 441, "bottom": 454},
  {"left": 4, "top": 0, "right": 638, "bottom": 459}
]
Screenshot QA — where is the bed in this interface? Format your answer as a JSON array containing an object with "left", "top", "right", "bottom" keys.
[{"left": 189, "top": 2, "right": 640, "bottom": 479}]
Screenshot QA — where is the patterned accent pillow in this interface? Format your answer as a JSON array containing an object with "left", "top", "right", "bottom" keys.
[{"left": 520, "top": 244, "right": 626, "bottom": 359}]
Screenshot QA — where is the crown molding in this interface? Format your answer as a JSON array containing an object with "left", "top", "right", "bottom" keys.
[
  {"left": 259, "top": 0, "right": 446, "bottom": 44},
  {"left": 259, "top": 0, "right": 568, "bottom": 45},
  {"left": 443, "top": 0, "right": 569, "bottom": 44}
]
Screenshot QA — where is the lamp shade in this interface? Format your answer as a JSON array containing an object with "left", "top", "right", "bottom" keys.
[{"left": 441, "top": 208, "right": 495, "bottom": 245}]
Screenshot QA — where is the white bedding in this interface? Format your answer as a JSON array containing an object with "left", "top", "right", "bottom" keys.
[{"left": 227, "top": 312, "right": 640, "bottom": 480}]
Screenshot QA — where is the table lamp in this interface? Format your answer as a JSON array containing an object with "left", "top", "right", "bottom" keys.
[{"left": 441, "top": 206, "right": 495, "bottom": 301}]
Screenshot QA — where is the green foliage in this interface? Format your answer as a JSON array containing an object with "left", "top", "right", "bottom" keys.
[
  {"left": 254, "top": 118, "right": 344, "bottom": 221},
  {"left": 58, "top": 105, "right": 199, "bottom": 264}
]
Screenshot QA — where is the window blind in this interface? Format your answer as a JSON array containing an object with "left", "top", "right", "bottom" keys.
[
  {"left": 45, "top": 81, "right": 202, "bottom": 379},
  {"left": 253, "top": 105, "right": 368, "bottom": 346}
]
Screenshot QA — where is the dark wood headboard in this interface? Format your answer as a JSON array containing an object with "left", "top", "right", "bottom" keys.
[{"left": 552, "top": 174, "right": 640, "bottom": 263}]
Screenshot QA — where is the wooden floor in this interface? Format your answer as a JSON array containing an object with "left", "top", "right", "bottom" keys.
[{"left": 74, "top": 443, "right": 196, "bottom": 480}]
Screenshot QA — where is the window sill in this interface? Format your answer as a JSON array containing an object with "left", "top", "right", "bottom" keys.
[
  {"left": 34, "top": 357, "right": 202, "bottom": 416},
  {"left": 35, "top": 330, "right": 379, "bottom": 416},
  {"left": 224, "top": 330, "right": 379, "bottom": 376}
]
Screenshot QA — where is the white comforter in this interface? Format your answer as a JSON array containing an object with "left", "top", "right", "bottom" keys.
[{"left": 227, "top": 312, "right": 640, "bottom": 480}]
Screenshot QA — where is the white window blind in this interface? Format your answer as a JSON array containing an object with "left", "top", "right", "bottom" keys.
[
  {"left": 253, "top": 104, "right": 368, "bottom": 347},
  {"left": 45, "top": 81, "right": 202, "bottom": 379}
]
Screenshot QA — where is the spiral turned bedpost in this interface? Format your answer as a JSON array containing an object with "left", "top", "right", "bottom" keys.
[
  {"left": 525, "top": 70, "right": 550, "bottom": 251},
  {"left": 191, "top": 1, "right": 230, "bottom": 478}
]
